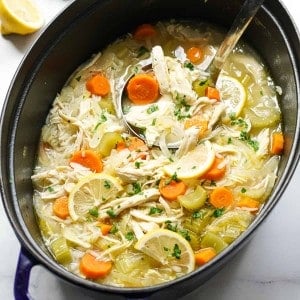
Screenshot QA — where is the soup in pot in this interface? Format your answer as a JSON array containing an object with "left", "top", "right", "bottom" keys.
[{"left": 32, "top": 20, "right": 283, "bottom": 287}]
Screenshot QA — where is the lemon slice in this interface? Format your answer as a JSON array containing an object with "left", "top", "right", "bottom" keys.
[
  {"left": 216, "top": 75, "right": 246, "bottom": 117},
  {"left": 0, "top": 0, "right": 44, "bottom": 35},
  {"left": 135, "top": 229, "right": 195, "bottom": 274},
  {"left": 68, "top": 173, "right": 123, "bottom": 221},
  {"left": 163, "top": 141, "right": 215, "bottom": 179}
]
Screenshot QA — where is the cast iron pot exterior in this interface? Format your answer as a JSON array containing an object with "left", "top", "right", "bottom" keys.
[{"left": 1, "top": 0, "right": 300, "bottom": 299}]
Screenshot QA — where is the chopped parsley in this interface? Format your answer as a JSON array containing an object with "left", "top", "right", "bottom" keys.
[
  {"left": 165, "top": 173, "right": 180, "bottom": 185},
  {"left": 146, "top": 104, "right": 159, "bottom": 114},
  {"left": 94, "top": 113, "right": 108, "bottom": 130},
  {"left": 231, "top": 117, "right": 248, "bottom": 129},
  {"left": 151, "top": 118, "right": 157, "bottom": 126},
  {"left": 88, "top": 207, "right": 99, "bottom": 218},
  {"left": 135, "top": 161, "right": 142, "bottom": 169},
  {"left": 213, "top": 208, "right": 225, "bottom": 218},
  {"left": 174, "top": 95, "right": 191, "bottom": 120},
  {"left": 106, "top": 208, "right": 116, "bottom": 218},
  {"left": 228, "top": 137, "right": 232, "bottom": 144},
  {"left": 184, "top": 62, "right": 194, "bottom": 70},
  {"left": 131, "top": 182, "right": 142, "bottom": 195},
  {"left": 192, "top": 211, "right": 204, "bottom": 219},
  {"left": 110, "top": 223, "right": 118, "bottom": 234},
  {"left": 125, "top": 231, "right": 135, "bottom": 241},
  {"left": 104, "top": 180, "right": 111, "bottom": 189},
  {"left": 239, "top": 130, "right": 259, "bottom": 151},
  {"left": 75, "top": 75, "right": 81, "bottom": 81},
  {"left": 241, "top": 187, "right": 247, "bottom": 193},
  {"left": 179, "top": 229, "right": 191, "bottom": 241},
  {"left": 47, "top": 186, "right": 54, "bottom": 192},
  {"left": 172, "top": 244, "right": 181, "bottom": 259},
  {"left": 149, "top": 207, "right": 163, "bottom": 215},
  {"left": 165, "top": 220, "right": 178, "bottom": 232},
  {"left": 199, "top": 79, "right": 208, "bottom": 86},
  {"left": 137, "top": 46, "right": 149, "bottom": 58}
]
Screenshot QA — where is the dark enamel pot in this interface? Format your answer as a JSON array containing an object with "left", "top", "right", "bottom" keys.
[{"left": 1, "top": 0, "right": 300, "bottom": 299}]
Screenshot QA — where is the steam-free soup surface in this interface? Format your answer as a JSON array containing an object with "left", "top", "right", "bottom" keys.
[{"left": 32, "top": 20, "right": 283, "bottom": 287}]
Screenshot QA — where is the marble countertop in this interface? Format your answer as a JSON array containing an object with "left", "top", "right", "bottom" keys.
[{"left": 0, "top": 0, "right": 300, "bottom": 299}]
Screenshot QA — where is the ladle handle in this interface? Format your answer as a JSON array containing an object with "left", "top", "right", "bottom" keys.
[{"left": 210, "top": 0, "right": 264, "bottom": 83}]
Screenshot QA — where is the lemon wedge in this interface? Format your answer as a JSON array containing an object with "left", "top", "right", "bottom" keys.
[
  {"left": 0, "top": 0, "right": 44, "bottom": 35},
  {"left": 216, "top": 75, "right": 246, "bottom": 117},
  {"left": 135, "top": 229, "right": 195, "bottom": 274},
  {"left": 68, "top": 173, "right": 123, "bottom": 221},
  {"left": 163, "top": 141, "right": 215, "bottom": 179}
]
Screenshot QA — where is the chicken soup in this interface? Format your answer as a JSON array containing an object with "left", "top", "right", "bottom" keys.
[{"left": 32, "top": 20, "right": 283, "bottom": 287}]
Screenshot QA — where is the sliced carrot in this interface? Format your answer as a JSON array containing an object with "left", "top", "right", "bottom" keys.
[
  {"left": 237, "top": 196, "right": 260, "bottom": 211},
  {"left": 126, "top": 74, "right": 159, "bottom": 105},
  {"left": 70, "top": 149, "right": 103, "bottom": 173},
  {"left": 127, "top": 136, "right": 148, "bottom": 152},
  {"left": 133, "top": 23, "right": 156, "bottom": 40},
  {"left": 184, "top": 116, "right": 208, "bottom": 138},
  {"left": 209, "top": 187, "right": 233, "bottom": 208},
  {"left": 99, "top": 223, "right": 113, "bottom": 235},
  {"left": 159, "top": 178, "right": 187, "bottom": 201},
  {"left": 186, "top": 46, "right": 204, "bottom": 64},
  {"left": 205, "top": 86, "right": 220, "bottom": 100},
  {"left": 201, "top": 156, "right": 226, "bottom": 181},
  {"left": 270, "top": 132, "right": 284, "bottom": 155},
  {"left": 86, "top": 74, "right": 110, "bottom": 97},
  {"left": 195, "top": 247, "right": 217, "bottom": 265},
  {"left": 53, "top": 196, "right": 69, "bottom": 219},
  {"left": 80, "top": 253, "right": 112, "bottom": 279},
  {"left": 116, "top": 140, "right": 127, "bottom": 152}
]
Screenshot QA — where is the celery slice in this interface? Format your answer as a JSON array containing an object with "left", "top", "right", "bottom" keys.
[
  {"left": 178, "top": 186, "right": 207, "bottom": 211},
  {"left": 50, "top": 237, "right": 72, "bottom": 264},
  {"left": 201, "top": 231, "right": 228, "bottom": 253}
]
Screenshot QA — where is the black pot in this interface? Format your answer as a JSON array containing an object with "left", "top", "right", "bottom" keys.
[{"left": 1, "top": 0, "right": 300, "bottom": 299}]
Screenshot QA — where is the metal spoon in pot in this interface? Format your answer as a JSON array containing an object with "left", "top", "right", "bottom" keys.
[{"left": 117, "top": 0, "right": 265, "bottom": 148}]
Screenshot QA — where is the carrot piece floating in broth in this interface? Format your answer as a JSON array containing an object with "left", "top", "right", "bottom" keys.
[
  {"left": 53, "top": 196, "right": 69, "bottom": 219},
  {"left": 127, "top": 74, "right": 159, "bottom": 104},
  {"left": 209, "top": 187, "right": 234, "bottom": 208},
  {"left": 133, "top": 23, "right": 156, "bottom": 40},
  {"left": 202, "top": 156, "right": 226, "bottom": 181},
  {"left": 237, "top": 197, "right": 260, "bottom": 211},
  {"left": 270, "top": 132, "right": 284, "bottom": 155},
  {"left": 127, "top": 137, "right": 148, "bottom": 152},
  {"left": 80, "top": 253, "right": 112, "bottom": 279},
  {"left": 159, "top": 178, "right": 187, "bottom": 201},
  {"left": 186, "top": 46, "right": 204, "bottom": 64},
  {"left": 70, "top": 150, "right": 103, "bottom": 173},
  {"left": 195, "top": 247, "right": 217, "bottom": 265},
  {"left": 99, "top": 223, "right": 113, "bottom": 235},
  {"left": 205, "top": 86, "right": 220, "bottom": 100},
  {"left": 86, "top": 74, "right": 110, "bottom": 97},
  {"left": 184, "top": 116, "right": 208, "bottom": 138}
]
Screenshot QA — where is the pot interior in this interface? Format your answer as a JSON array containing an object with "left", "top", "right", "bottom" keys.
[{"left": 1, "top": 0, "right": 299, "bottom": 297}]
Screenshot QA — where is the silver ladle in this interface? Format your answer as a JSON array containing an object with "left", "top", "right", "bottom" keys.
[{"left": 118, "top": 0, "right": 265, "bottom": 148}]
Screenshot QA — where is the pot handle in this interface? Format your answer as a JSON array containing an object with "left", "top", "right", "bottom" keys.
[{"left": 14, "top": 247, "right": 37, "bottom": 300}]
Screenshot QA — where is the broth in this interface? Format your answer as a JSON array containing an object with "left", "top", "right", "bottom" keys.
[{"left": 32, "top": 20, "right": 283, "bottom": 287}]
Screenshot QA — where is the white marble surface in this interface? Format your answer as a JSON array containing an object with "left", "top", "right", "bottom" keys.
[{"left": 0, "top": 0, "right": 300, "bottom": 299}]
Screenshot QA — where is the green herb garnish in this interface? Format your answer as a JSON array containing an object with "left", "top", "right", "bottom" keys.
[
  {"left": 213, "top": 208, "right": 225, "bottom": 218},
  {"left": 88, "top": 207, "right": 99, "bottom": 218},
  {"left": 125, "top": 231, "right": 135, "bottom": 241},
  {"left": 106, "top": 208, "right": 116, "bottom": 218},
  {"left": 172, "top": 244, "right": 181, "bottom": 259},
  {"left": 149, "top": 207, "right": 163, "bottom": 215}
]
